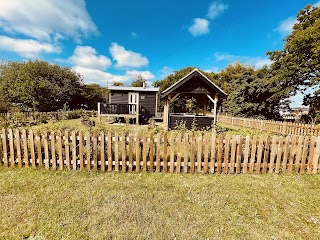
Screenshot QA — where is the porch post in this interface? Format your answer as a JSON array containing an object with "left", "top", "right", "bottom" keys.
[
  {"left": 163, "top": 97, "right": 170, "bottom": 130},
  {"left": 213, "top": 94, "right": 219, "bottom": 125},
  {"left": 97, "top": 102, "right": 101, "bottom": 122}
]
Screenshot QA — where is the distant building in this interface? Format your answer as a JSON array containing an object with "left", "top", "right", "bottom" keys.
[{"left": 279, "top": 107, "right": 309, "bottom": 120}]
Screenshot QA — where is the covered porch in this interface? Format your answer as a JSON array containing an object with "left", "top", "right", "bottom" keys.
[{"left": 161, "top": 68, "right": 227, "bottom": 130}]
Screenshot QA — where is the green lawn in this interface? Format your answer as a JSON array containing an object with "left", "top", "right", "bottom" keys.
[{"left": 1, "top": 168, "right": 320, "bottom": 239}]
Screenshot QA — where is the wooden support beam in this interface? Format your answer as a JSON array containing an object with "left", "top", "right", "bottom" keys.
[
  {"left": 163, "top": 97, "right": 170, "bottom": 130},
  {"left": 213, "top": 94, "right": 218, "bottom": 125},
  {"left": 170, "top": 93, "right": 180, "bottom": 103}
]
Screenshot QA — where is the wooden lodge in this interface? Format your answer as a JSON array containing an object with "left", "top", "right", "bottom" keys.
[
  {"left": 161, "top": 68, "right": 227, "bottom": 130},
  {"left": 98, "top": 86, "right": 159, "bottom": 124}
]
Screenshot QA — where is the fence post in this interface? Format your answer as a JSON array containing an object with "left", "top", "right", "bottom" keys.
[{"left": 97, "top": 102, "right": 101, "bottom": 122}]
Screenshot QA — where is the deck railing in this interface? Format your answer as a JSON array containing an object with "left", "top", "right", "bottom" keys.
[{"left": 100, "top": 104, "right": 138, "bottom": 115}]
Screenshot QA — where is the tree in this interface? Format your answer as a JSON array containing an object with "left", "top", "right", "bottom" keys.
[
  {"left": 0, "top": 60, "right": 83, "bottom": 111},
  {"left": 79, "top": 84, "right": 108, "bottom": 109},
  {"left": 215, "top": 63, "right": 287, "bottom": 119},
  {"left": 267, "top": 4, "right": 320, "bottom": 122},
  {"left": 130, "top": 74, "right": 147, "bottom": 87},
  {"left": 112, "top": 81, "right": 124, "bottom": 86}
]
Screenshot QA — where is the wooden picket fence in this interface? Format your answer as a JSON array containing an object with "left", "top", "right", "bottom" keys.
[
  {"left": 1, "top": 128, "right": 320, "bottom": 174},
  {"left": 218, "top": 115, "right": 320, "bottom": 136}
]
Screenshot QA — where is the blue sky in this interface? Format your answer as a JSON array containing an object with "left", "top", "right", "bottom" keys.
[{"left": 0, "top": 0, "right": 318, "bottom": 107}]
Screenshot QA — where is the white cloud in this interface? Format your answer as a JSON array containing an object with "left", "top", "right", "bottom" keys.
[
  {"left": 188, "top": 18, "right": 210, "bottom": 37},
  {"left": 160, "top": 66, "right": 174, "bottom": 78},
  {"left": 109, "top": 42, "right": 149, "bottom": 68},
  {"left": 204, "top": 67, "right": 220, "bottom": 73},
  {"left": 69, "top": 46, "right": 111, "bottom": 71},
  {"left": 0, "top": 0, "right": 97, "bottom": 42},
  {"left": 73, "top": 66, "right": 127, "bottom": 85},
  {"left": 125, "top": 70, "right": 155, "bottom": 81},
  {"left": 129, "top": 32, "right": 141, "bottom": 39},
  {"left": 0, "top": 35, "right": 60, "bottom": 58},
  {"left": 207, "top": 1, "right": 229, "bottom": 20},
  {"left": 313, "top": 1, "right": 320, "bottom": 7},
  {"left": 214, "top": 52, "right": 271, "bottom": 69},
  {"left": 275, "top": 17, "right": 298, "bottom": 36}
]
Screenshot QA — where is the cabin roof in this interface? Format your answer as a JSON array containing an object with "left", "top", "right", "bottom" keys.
[
  {"left": 161, "top": 68, "right": 227, "bottom": 98},
  {"left": 108, "top": 86, "right": 159, "bottom": 92}
]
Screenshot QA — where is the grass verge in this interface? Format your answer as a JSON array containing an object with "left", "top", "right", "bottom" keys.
[{"left": 1, "top": 168, "right": 320, "bottom": 239}]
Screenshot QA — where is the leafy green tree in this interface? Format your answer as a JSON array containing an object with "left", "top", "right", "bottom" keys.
[
  {"left": 112, "top": 81, "right": 124, "bottom": 86},
  {"left": 130, "top": 74, "right": 147, "bottom": 87},
  {"left": 79, "top": 84, "right": 108, "bottom": 109},
  {"left": 267, "top": 4, "right": 320, "bottom": 122},
  {"left": 0, "top": 60, "right": 83, "bottom": 111}
]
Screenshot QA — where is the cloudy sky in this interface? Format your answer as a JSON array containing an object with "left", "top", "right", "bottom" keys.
[{"left": 0, "top": 0, "right": 318, "bottom": 106}]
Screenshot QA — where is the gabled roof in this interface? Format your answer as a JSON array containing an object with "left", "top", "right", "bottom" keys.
[
  {"left": 108, "top": 86, "right": 159, "bottom": 92},
  {"left": 161, "top": 68, "right": 227, "bottom": 98}
]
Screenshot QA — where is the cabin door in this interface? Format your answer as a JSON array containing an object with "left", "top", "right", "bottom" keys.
[{"left": 128, "top": 92, "right": 139, "bottom": 114}]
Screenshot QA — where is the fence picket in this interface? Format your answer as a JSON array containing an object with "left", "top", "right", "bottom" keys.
[
  {"left": 30, "top": 130, "right": 36, "bottom": 168},
  {"left": 51, "top": 132, "right": 56, "bottom": 170},
  {"left": 142, "top": 133, "right": 147, "bottom": 172},
  {"left": 58, "top": 131, "right": 63, "bottom": 170},
  {"left": 128, "top": 134, "right": 133, "bottom": 172},
  {"left": 65, "top": 131, "right": 70, "bottom": 170},
  {"left": 44, "top": 132, "right": 49, "bottom": 170},
  {"left": 197, "top": 135, "right": 202, "bottom": 173},
  {"left": 156, "top": 133, "right": 161, "bottom": 173},
  {"left": 135, "top": 133, "right": 140, "bottom": 172},
  {"left": 223, "top": 134, "right": 230, "bottom": 174},
  {"left": 243, "top": 135, "right": 250, "bottom": 174},
  {"left": 79, "top": 131, "right": 84, "bottom": 171},
  {"left": 72, "top": 131, "right": 77, "bottom": 170},
  {"left": 217, "top": 134, "right": 223, "bottom": 173},
  {"left": 122, "top": 132, "right": 126, "bottom": 172},
  {"left": 176, "top": 133, "right": 181, "bottom": 173},
  {"left": 149, "top": 132, "right": 154, "bottom": 173},
  {"left": 100, "top": 131, "right": 105, "bottom": 172},
  {"left": 210, "top": 133, "right": 216, "bottom": 174},
  {"left": 9, "top": 129, "right": 15, "bottom": 167},
  {"left": 16, "top": 129, "right": 22, "bottom": 169},
  {"left": 184, "top": 133, "right": 189, "bottom": 173},
  {"left": 22, "top": 129, "right": 29, "bottom": 168}
]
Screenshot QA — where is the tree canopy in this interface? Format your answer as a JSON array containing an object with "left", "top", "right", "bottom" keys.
[{"left": 267, "top": 4, "right": 320, "bottom": 122}]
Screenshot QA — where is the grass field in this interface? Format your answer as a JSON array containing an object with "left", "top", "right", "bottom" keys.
[{"left": 1, "top": 168, "right": 320, "bottom": 239}]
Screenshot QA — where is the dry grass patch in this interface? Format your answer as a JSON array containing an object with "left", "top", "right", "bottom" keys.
[{"left": 0, "top": 168, "right": 320, "bottom": 239}]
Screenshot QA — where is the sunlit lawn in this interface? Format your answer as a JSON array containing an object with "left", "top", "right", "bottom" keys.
[{"left": 1, "top": 168, "right": 320, "bottom": 239}]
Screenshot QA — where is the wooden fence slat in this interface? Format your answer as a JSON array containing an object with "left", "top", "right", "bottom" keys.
[
  {"left": 114, "top": 132, "right": 119, "bottom": 172},
  {"left": 22, "top": 129, "right": 29, "bottom": 168},
  {"left": 294, "top": 136, "right": 303, "bottom": 173},
  {"left": 243, "top": 135, "right": 250, "bottom": 174},
  {"left": 312, "top": 137, "right": 320, "bottom": 174},
  {"left": 142, "top": 132, "right": 147, "bottom": 172},
  {"left": 197, "top": 135, "right": 202, "bottom": 173},
  {"left": 16, "top": 129, "right": 22, "bottom": 168},
  {"left": 275, "top": 136, "right": 283, "bottom": 174},
  {"left": 30, "top": 130, "right": 36, "bottom": 168},
  {"left": 217, "top": 134, "right": 223, "bottom": 173},
  {"left": 2, "top": 128, "right": 9, "bottom": 167},
  {"left": 236, "top": 136, "right": 243, "bottom": 174},
  {"left": 256, "top": 136, "right": 264, "bottom": 174},
  {"left": 9, "top": 129, "right": 15, "bottom": 167},
  {"left": 307, "top": 136, "right": 316, "bottom": 174},
  {"left": 72, "top": 131, "right": 77, "bottom": 170},
  {"left": 163, "top": 132, "right": 168, "bottom": 173},
  {"left": 176, "top": 133, "right": 181, "bottom": 173},
  {"left": 108, "top": 132, "right": 112, "bottom": 172},
  {"left": 79, "top": 131, "right": 83, "bottom": 171},
  {"left": 300, "top": 137, "right": 309, "bottom": 174},
  {"left": 122, "top": 132, "right": 126, "bottom": 172},
  {"left": 184, "top": 133, "right": 189, "bottom": 173},
  {"left": 268, "top": 136, "right": 277, "bottom": 174},
  {"left": 282, "top": 136, "right": 290, "bottom": 173},
  {"left": 149, "top": 132, "right": 154, "bottom": 173},
  {"left": 100, "top": 132, "right": 105, "bottom": 172},
  {"left": 128, "top": 134, "right": 133, "bottom": 172},
  {"left": 93, "top": 131, "right": 98, "bottom": 171},
  {"left": 210, "top": 133, "right": 216, "bottom": 174},
  {"left": 36, "top": 131, "right": 43, "bottom": 168},
  {"left": 223, "top": 134, "right": 230, "bottom": 174},
  {"left": 65, "top": 131, "right": 70, "bottom": 170},
  {"left": 156, "top": 133, "right": 161, "bottom": 173},
  {"left": 170, "top": 133, "right": 175, "bottom": 173},
  {"left": 86, "top": 132, "right": 91, "bottom": 171},
  {"left": 288, "top": 136, "right": 296, "bottom": 173},
  {"left": 190, "top": 133, "right": 195, "bottom": 173},
  {"left": 203, "top": 133, "right": 209, "bottom": 173},
  {"left": 51, "top": 132, "right": 56, "bottom": 170},
  {"left": 249, "top": 136, "right": 257, "bottom": 174},
  {"left": 135, "top": 133, "right": 140, "bottom": 172},
  {"left": 58, "top": 131, "right": 63, "bottom": 170},
  {"left": 262, "top": 137, "right": 270, "bottom": 174},
  {"left": 230, "top": 135, "right": 237, "bottom": 174},
  {"left": 44, "top": 132, "right": 49, "bottom": 170}
]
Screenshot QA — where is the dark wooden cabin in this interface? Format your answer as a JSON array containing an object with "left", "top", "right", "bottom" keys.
[
  {"left": 98, "top": 86, "right": 159, "bottom": 124},
  {"left": 161, "top": 68, "right": 227, "bottom": 130}
]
